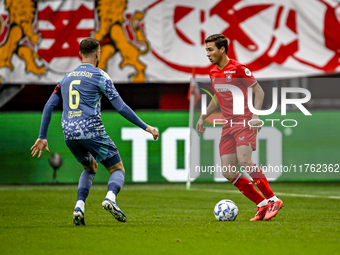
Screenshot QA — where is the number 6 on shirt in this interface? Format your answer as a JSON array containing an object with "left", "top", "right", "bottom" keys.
[{"left": 69, "top": 80, "right": 80, "bottom": 109}]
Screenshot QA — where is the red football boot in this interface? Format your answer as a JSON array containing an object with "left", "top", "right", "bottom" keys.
[
  {"left": 264, "top": 199, "right": 283, "bottom": 220},
  {"left": 249, "top": 204, "right": 269, "bottom": 221}
]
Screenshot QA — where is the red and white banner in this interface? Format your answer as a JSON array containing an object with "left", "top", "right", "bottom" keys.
[{"left": 0, "top": 0, "right": 339, "bottom": 84}]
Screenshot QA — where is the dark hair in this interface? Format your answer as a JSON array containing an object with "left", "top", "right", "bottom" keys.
[
  {"left": 79, "top": 38, "right": 100, "bottom": 56},
  {"left": 205, "top": 34, "right": 228, "bottom": 54}
]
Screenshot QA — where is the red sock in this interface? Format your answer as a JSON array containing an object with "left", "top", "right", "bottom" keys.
[
  {"left": 232, "top": 173, "right": 264, "bottom": 205},
  {"left": 248, "top": 164, "right": 275, "bottom": 199}
]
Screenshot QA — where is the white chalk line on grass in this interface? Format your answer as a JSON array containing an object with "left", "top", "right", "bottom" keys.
[
  {"left": 1, "top": 185, "right": 339, "bottom": 200},
  {"left": 191, "top": 188, "right": 340, "bottom": 200}
]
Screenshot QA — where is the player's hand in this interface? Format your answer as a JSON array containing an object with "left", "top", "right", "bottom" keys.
[
  {"left": 146, "top": 125, "right": 159, "bottom": 140},
  {"left": 31, "top": 138, "right": 50, "bottom": 158},
  {"left": 249, "top": 118, "right": 262, "bottom": 134},
  {"left": 196, "top": 116, "right": 206, "bottom": 137}
]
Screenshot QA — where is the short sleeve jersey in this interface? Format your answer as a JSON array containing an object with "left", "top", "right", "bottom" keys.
[
  {"left": 58, "top": 63, "right": 119, "bottom": 140},
  {"left": 210, "top": 59, "right": 257, "bottom": 122}
]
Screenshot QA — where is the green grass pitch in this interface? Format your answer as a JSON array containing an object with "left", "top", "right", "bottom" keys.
[{"left": 0, "top": 182, "right": 339, "bottom": 255}]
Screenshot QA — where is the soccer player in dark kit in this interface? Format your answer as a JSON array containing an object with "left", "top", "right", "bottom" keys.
[{"left": 31, "top": 37, "right": 159, "bottom": 225}]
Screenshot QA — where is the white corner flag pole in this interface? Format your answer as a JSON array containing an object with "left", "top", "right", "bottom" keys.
[{"left": 187, "top": 77, "right": 196, "bottom": 190}]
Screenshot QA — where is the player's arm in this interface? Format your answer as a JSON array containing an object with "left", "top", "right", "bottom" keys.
[
  {"left": 249, "top": 83, "right": 264, "bottom": 134},
  {"left": 110, "top": 96, "right": 159, "bottom": 140},
  {"left": 196, "top": 94, "right": 219, "bottom": 136},
  {"left": 31, "top": 84, "right": 61, "bottom": 158}
]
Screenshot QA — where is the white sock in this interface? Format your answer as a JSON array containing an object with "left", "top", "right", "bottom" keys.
[
  {"left": 268, "top": 195, "right": 279, "bottom": 202},
  {"left": 106, "top": 191, "right": 116, "bottom": 202},
  {"left": 257, "top": 199, "right": 268, "bottom": 208},
  {"left": 75, "top": 200, "right": 85, "bottom": 212}
]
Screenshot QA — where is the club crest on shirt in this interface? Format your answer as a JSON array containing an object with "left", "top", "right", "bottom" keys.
[
  {"left": 245, "top": 68, "right": 252, "bottom": 76},
  {"left": 226, "top": 74, "right": 232, "bottom": 82}
]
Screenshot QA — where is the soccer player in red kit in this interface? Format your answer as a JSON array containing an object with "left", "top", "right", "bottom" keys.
[{"left": 196, "top": 34, "right": 283, "bottom": 221}]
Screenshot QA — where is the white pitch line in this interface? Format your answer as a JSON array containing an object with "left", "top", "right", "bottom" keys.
[
  {"left": 1, "top": 185, "right": 339, "bottom": 200},
  {"left": 274, "top": 192, "right": 340, "bottom": 200},
  {"left": 191, "top": 188, "right": 340, "bottom": 200}
]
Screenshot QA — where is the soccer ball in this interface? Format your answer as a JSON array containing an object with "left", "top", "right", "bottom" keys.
[{"left": 214, "top": 199, "right": 239, "bottom": 221}]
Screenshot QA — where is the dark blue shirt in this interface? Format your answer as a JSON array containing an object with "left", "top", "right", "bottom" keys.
[{"left": 39, "top": 63, "right": 147, "bottom": 140}]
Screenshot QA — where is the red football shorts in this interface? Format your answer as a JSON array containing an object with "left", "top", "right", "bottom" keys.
[{"left": 219, "top": 125, "right": 257, "bottom": 156}]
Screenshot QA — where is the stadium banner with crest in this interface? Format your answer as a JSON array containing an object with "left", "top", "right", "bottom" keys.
[{"left": 0, "top": 0, "right": 339, "bottom": 84}]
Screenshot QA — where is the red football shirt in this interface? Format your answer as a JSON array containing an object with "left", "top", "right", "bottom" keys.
[{"left": 210, "top": 59, "right": 257, "bottom": 123}]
